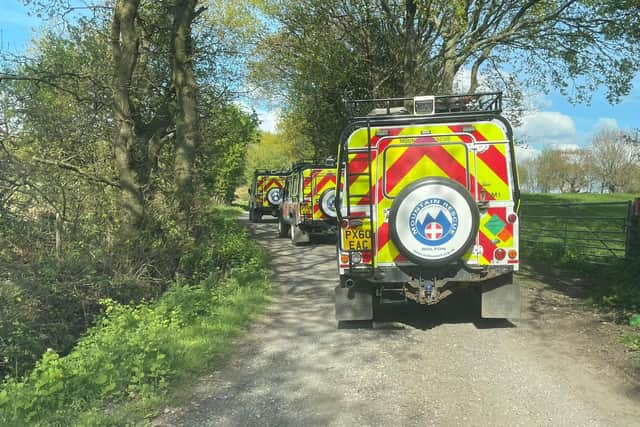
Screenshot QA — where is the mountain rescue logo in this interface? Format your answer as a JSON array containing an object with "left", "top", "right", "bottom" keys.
[
  {"left": 409, "top": 198, "right": 459, "bottom": 247},
  {"left": 267, "top": 188, "right": 282, "bottom": 205},
  {"left": 323, "top": 190, "right": 336, "bottom": 216}
]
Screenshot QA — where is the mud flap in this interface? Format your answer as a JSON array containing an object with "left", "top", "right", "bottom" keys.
[
  {"left": 291, "top": 223, "right": 310, "bottom": 245},
  {"left": 481, "top": 273, "right": 521, "bottom": 319},
  {"left": 335, "top": 286, "right": 373, "bottom": 321}
]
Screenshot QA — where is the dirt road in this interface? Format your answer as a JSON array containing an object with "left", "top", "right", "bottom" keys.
[{"left": 154, "top": 214, "right": 639, "bottom": 426}]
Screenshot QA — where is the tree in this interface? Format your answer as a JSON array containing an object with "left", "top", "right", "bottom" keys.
[
  {"left": 517, "top": 158, "right": 537, "bottom": 192},
  {"left": 0, "top": 0, "right": 262, "bottom": 260},
  {"left": 112, "top": 0, "right": 146, "bottom": 227},
  {"left": 590, "top": 127, "right": 637, "bottom": 193},
  {"left": 249, "top": 0, "right": 640, "bottom": 155},
  {"left": 533, "top": 148, "right": 566, "bottom": 192},
  {"left": 558, "top": 149, "right": 590, "bottom": 193},
  {"left": 172, "top": 0, "right": 203, "bottom": 222},
  {"left": 200, "top": 103, "right": 260, "bottom": 204}
]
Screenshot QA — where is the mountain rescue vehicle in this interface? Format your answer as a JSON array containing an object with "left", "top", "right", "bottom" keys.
[
  {"left": 279, "top": 159, "right": 338, "bottom": 244},
  {"left": 335, "top": 92, "right": 521, "bottom": 322},
  {"left": 249, "top": 169, "right": 288, "bottom": 222}
]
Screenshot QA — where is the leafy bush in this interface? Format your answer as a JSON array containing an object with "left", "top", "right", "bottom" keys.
[
  {"left": 0, "top": 207, "right": 271, "bottom": 425},
  {"left": 0, "top": 254, "right": 166, "bottom": 382},
  {"left": 179, "top": 209, "right": 270, "bottom": 282}
]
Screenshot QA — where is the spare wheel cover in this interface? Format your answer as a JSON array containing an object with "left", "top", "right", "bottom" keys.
[
  {"left": 319, "top": 188, "right": 337, "bottom": 218},
  {"left": 267, "top": 187, "right": 283, "bottom": 205},
  {"left": 389, "top": 177, "right": 479, "bottom": 266}
]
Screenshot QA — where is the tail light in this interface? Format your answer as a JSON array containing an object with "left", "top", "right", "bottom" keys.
[
  {"left": 349, "top": 252, "right": 371, "bottom": 265},
  {"left": 508, "top": 249, "right": 518, "bottom": 259},
  {"left": 494, "top": 248, "right": 506, "bottom": 260},
  {"left": 507, "top": 213, "right": 518, "bottom": 223}
]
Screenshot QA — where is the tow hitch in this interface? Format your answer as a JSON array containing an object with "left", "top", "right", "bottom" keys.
[{"left": 404, "top": 275, "right": 439, "bottom": 305}]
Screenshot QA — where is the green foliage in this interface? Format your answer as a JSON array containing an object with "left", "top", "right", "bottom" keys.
[
  {"left": 179, "top": 208, "right": 270, "bottom": 282},
  {"left": 621, "top": 333, "right": 640, "bottom": 352},
  {"left": 244, "top": 131, "right": 301, "bottom": 184},
  {"left": 198, "top": 104, "right": 260, "bottom": 204},
  {"left": 520, "top": 192, "right": 632, "bottom": 264},
  {"left": 250, "top": 0, "right": 640, "bottom": 156},
  {"left": 0, "top": 257, "right": 111, "bottom": 382},
  {"left": 589, "top": 262, "right": 640, "bottom": 313},
  {"left": 520, "top": 193, "right": 640, "bottom": 348},
  {"left": 0, "top": 207, "right": 271, "bottom": 426}
]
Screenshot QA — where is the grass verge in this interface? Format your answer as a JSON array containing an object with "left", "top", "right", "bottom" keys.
[
  {"left": 0, "top": 205, "right": 271, "bottom": 426},
  {"left": 519, "top": 193, "right": 640, "bottom": 353}
]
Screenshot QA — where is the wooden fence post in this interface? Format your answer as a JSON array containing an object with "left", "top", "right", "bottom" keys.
[{"left": 626, "top": 198, "right": 640, "bottom": 259}]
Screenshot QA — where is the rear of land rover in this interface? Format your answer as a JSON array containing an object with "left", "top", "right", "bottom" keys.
[
  {"left": 335, "top": 93, "right": 521, "bottom": 322},
  {"left": 249, "top": 170, "right": 287, "bottom": 222},
  {"left": 279, "top": 160, "right": 338, "bottom": 244}
]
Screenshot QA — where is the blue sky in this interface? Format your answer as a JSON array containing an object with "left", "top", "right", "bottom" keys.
[
  {"left": 2, "top": 0, "right": 638, "bottom": 160},
  {"left": 0, "top": 0, "right": 40, "bottom": 53}
]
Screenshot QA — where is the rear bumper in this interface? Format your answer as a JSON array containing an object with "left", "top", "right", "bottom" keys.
[
  {"left": 342, "top": 264, "right": 515, "bottom": 284},
  {"left": 255, "top": 207, "right": 279, "bottom": 217},
  {"left": 299, "top": 219, "right": 337, "bottom": 234}
]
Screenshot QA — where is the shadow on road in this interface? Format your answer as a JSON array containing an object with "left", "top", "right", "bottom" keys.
[
  {"left": 372, "top": 288, "right": 515, "bottom": 331},
  {"left": 156, "top": 214, "right": 637, "bottom": 427},
  {"left": 247, "top": 213, "right": 514, "bottom": 333}
]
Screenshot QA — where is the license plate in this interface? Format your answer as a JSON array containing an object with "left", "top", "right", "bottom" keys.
[{"left": 343, "top": 227, "right": 372, "bottom": 251}]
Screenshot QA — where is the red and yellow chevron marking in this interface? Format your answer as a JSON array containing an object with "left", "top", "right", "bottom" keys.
[
  {"left": 344, "top": 122, "right": 516, "bottom": 266},
  {"left": 301, "top": 168, "right": 337, "bottom": 220},
  {"left": 256, "top": 175, "right": 284, "bottom": 207}
]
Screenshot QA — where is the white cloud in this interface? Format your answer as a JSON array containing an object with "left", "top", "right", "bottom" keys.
[
  {"left": 593, "top": 117, "right": 619, "bottom": 131},
  {"left": 550, "top": 143, "right": 581, "bottom": 152},
  {"left": 515, "top": 111, "right": 577, "bottom": 146},
  {"left": 515, "top": 144, "right": 540, "bottom": 163},
  {"left": 258, "top": 108, "right": 280, "bottom": 133}
]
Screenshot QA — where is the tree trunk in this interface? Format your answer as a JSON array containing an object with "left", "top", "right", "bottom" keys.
[
  {"left": 172, "top": 0, "right": 199, "bottom": 223},
  {"left": 439, "top": 38, "right": 459, "bottom": 94},
  {"left": 111, "top": 0, "right": 145, "bottom": 227},
  {"left": 402, "top": 0, "right": 417, "bottom": 96}
]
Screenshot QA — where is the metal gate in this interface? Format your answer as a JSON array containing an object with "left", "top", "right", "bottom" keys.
[{"left": 519, "top": 200, "right": 632, "bottom": 264}]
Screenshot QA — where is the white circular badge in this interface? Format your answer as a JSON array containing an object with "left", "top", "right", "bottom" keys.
[
  {"left": 319, "top": 189, "right": 337, "bottom": 218},
  {"left": 267, "top": 188, "right": 283, "bottom": 205},
  {"left": 389, "top": 178, "right": 478, "bottom": 265}
]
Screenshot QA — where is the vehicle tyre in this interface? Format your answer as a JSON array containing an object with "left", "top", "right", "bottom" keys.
[
  {"left": 319, "top": 188, "right": 337, "bottom": 218},
  {"left": 388, "top": 177, "right": 479, "bottom": 266},
  {"left": 278, "top": 213, "right": 290, "bottom": 237},
  {"left": 267, "top": 188, "right": 283, "bottom": 206}
]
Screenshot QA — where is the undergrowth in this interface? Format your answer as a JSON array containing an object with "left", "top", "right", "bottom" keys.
[
  {"left": 519, "top": 193, "right": 640, "bottom": 353},
  {"left": 523, "top": 242, "right": 640, "bottom": 354},
  {"left": 0, "top": 206, "right": 271, "bottom": 426}
]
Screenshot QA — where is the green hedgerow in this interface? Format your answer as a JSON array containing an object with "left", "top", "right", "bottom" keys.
[{"left": 0, "top": 208, "right": 271, "bottom": 426}]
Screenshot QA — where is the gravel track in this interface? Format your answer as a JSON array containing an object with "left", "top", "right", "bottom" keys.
[{"left": 153, "top": 214, "right": 640, "bottom": 426}]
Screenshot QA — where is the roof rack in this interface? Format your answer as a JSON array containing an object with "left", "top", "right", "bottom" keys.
[
  {"left": 291, "top": 157, "right": 336, "bottom": 170},
  {"left": 345, "top": 92, "right": 502, "bottom": 120},
  {"left": 253, "top": 169, "right": 289, "bottom": 176}
]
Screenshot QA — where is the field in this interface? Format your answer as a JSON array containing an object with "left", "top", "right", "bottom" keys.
[
  {"left": 518, "top": 192, "right": 639, "bottom": 321},
  {"left": 519, "top": 192, "right": 634, "bottom": 263}
]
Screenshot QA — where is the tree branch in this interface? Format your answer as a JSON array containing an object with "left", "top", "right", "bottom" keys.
[{"left": 31, "top": 156, "right": 121, "bottom": 188}]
